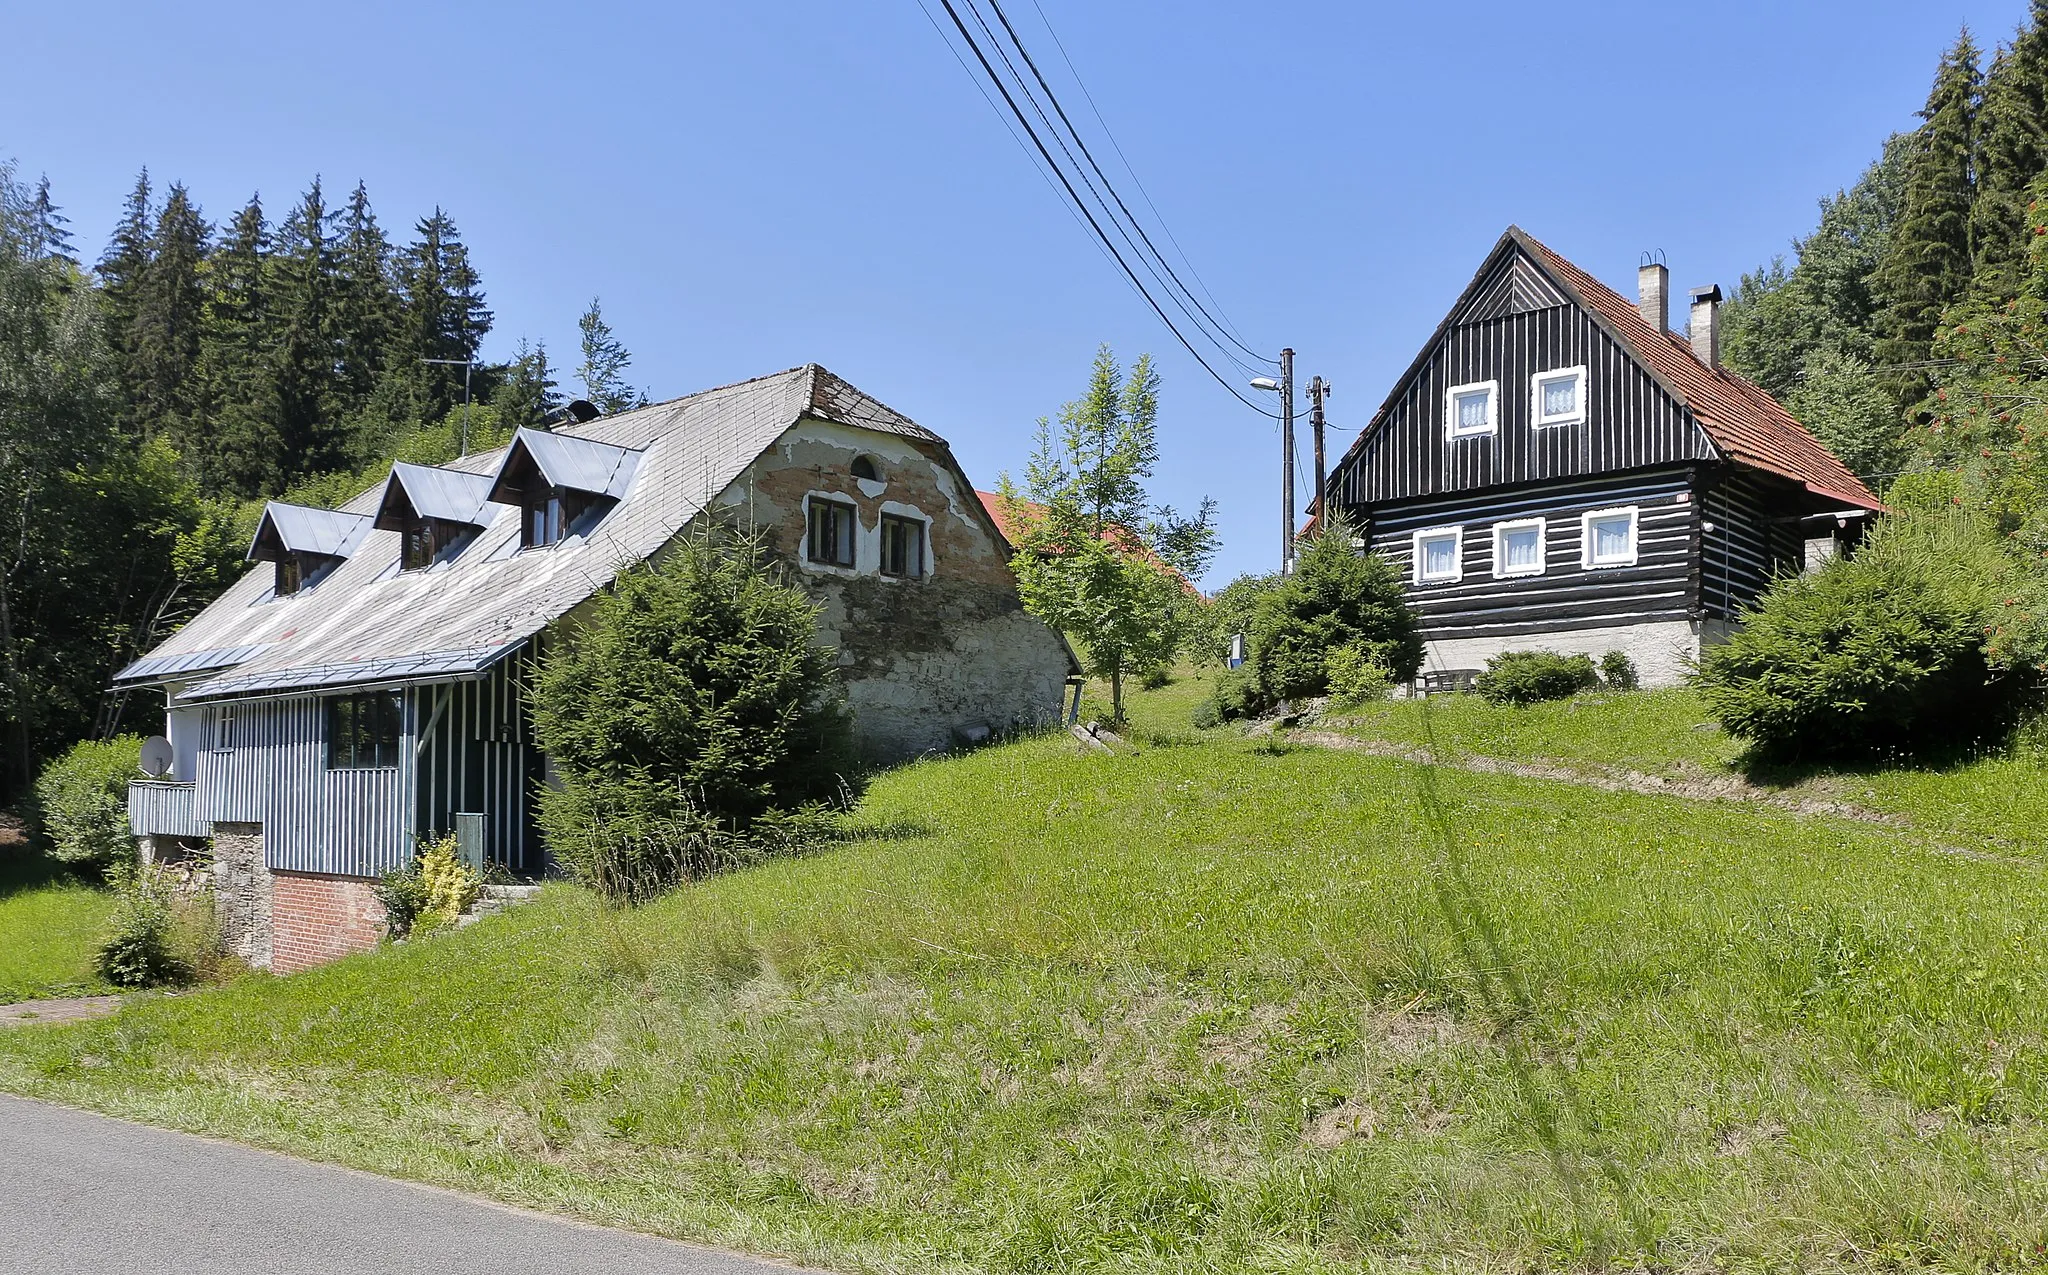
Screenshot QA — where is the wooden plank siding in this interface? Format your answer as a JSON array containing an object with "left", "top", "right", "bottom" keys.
[
  {"left": 412, "top": 654, "right": 542, "bottom": 876},
  {"left": 1334, "top": 250, "right": 1717, "bottom": 507},
  {"left": 1365, "top": 469, "right": 1698, "bottom": 641},
  {"left": 1700, "top": 469, "right": 1805, "bottom": 621}
]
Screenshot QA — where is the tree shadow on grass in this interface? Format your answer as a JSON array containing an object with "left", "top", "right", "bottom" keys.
[{"left": 0, "top": 836, "right": 94, "bottom": 903}]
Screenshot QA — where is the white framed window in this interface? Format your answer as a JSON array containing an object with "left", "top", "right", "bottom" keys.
[
  {"left": 1411, "top": 525, "right": 1464, "bottom": 584},
  {"left": 1443, "top": 379, "right": 1498, "bottom": 439},
  {"left": 1531, "top": 365, "right": 1587, "bottom": 428},
  {"left": 1492, "top": 518, "right": 1546, "bottom": 578},
  {"left": 1581, "top": 506, "right": 1639, "bottom": 569}
]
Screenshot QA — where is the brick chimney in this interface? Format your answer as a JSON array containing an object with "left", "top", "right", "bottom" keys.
[
  {"left": 1689, "top": 284, "right": 1723, "bottom": 369},
  {"left": 1637, "top": 263, "right": 1669, "bottom": 332}
]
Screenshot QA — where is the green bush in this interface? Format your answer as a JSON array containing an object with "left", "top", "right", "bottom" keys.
[
  {"left": 532, "top": 529, "right": 857, "bottom": 900},
  {"left": 1693, "top": 509, "right": 2034, "bottom": 759},
  {"left": 1191, "top": 668, "right": 1260, "bottom": 729},
  {"left": 1197, "top": 572, "right": 1281, "bottom": 664},
  {"left": 1205, "top": 520, "right": 1422, "bottom": 721},
  {"left": 375, "top": 834, "right": 482, "bottom": 938},
  {"left": 34, "top": 736, "right": 142, "bottom": 869},
  {"left": 95, "top": 861, "right": 190, "bottom": 987},
  {"left": 1599, "top": 650, "right": 1641, "bottom": 691},
  {"left": 1475, "top": 651, "right": 1600, "bottom": 706},
  {"left": 1324, "top": 641, "right": 1393, "bottom": 706},
  {"left": 373, "top": 861, "right": 434, "bottom": 939}
]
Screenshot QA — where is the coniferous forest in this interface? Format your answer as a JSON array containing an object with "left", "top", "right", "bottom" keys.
[{"left": 0, "top": 162, "right": 605, "bottom": 799}]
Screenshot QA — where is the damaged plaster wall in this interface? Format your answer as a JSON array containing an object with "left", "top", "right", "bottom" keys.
[{"left": 707, "top": 417, "right": 1072, "bottom": 760}]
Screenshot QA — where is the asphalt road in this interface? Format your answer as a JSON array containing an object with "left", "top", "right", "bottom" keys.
[{"left": 0, "top": 1093, "right": 810, "bottom": 1275}]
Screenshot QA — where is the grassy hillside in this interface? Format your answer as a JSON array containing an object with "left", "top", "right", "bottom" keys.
[
  {"left": 4, "top": 683, "right": 2048, "bottom": 1271},
  {"left": 0, "top": 835, "right": 114, "bottom": 1002}
]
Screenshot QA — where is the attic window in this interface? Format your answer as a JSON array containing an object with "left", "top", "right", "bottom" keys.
[
  {"left": 808, "top": 498, "right": 857, "bottom": 568},
  {"left": 276, "top": 555, "right": 306, "bottom": 596},
  {"left": 1445, "top": 380, "right": 1498, "bottom": 439},
  {"left": 524, "top": 489, "right": 598, "bottom": 549},
  {"left": 880, "top": 514, "right": 925, "bottom": 579},
  {"left": 401, "top": 518, "right": 473, "bottom": 570},
  {"left": 851, "top": 455, "right": 882, "bottom": 481},
  {"left": 1532, "top": 366, "right": 1587, "bottom": 428}
]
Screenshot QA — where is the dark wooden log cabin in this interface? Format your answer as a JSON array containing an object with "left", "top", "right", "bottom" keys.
[{"left": 1326, "top": 227, "right": 1883, "bottom": 687}]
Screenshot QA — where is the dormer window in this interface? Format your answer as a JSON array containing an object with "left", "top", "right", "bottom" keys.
[
  {"left": 247, "top": 502, "right": 371, "bottom": 600},
  {"left": 1445, "top": 380, "right": 1498, "bottom": 439},
  {"left": 277, "top": 555, "right": 306, "bottom": 596},
  {"left": 485, "top": 428, "right": 642, "bottom": 553},
  {"left": 377, "top": 461, "right": 503, "bottom": 571}
]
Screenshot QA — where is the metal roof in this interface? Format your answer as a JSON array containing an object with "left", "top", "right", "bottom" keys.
[
  {"left": 484, "top": 428, "right": 644, "bottom": 504},
  {"left": 123, "top": 365, "right": 952, "bottom": 700},
  {"left": 376, "top": 461, "right": 505, "bottom": 530},
  {"left": 246, "top": 502, "right": 374, "bottom": 563}
]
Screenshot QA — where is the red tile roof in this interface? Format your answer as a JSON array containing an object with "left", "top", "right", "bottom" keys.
[
  {"left": 1514, "top": 228, "right": 1881, "bottom": 511},
  {"left": 977, "top": 490, "right": 1197, "bottom": 593}
]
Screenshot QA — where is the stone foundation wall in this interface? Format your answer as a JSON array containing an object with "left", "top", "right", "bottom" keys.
[
  {"left": 270, "top": 872, "right": 385, "bottom": 974},
  {"left": 210, "top": 821, "right": 272, "bottom": 970},
  {"left": 1418, "top": 618, "right": 1734, "bottom": 690}
]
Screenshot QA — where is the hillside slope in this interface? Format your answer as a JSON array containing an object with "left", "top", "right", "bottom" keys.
[{"left": 4, "top": 681, "right": 2047, "bottom": 1271}]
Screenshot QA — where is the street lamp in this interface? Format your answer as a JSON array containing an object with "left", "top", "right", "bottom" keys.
[{"left": 1250, "top": 352, "right": 1295, "bottom": 572}]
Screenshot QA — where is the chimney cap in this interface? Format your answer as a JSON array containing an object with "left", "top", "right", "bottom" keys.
[{"left": 1689, "top": 284, "right": 1723, "bottom": 304}]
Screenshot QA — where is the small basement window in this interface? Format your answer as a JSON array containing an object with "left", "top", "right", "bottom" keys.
[
  {"left": 1412, "top": 526, "right": 1464, "bottom": 584},
  {"left": 1582, "top": 507, "right": 1639, "bottom": 569},
  {"left": 1532, "top": 366, "right": 1587, "bottom": 427},
  {"left": 808, "top": 498, "right": 857, "bottom": 568},
  {"left": 1445, "top": 380, "right": 1498, "bottom": 439},
  {"left": 879, "top": 513, "right": 925, "bottom": 578},
  {"left": 1492, "top": 518, "right": 1546, "bottom": 577},
  {"left": 327, "top": 691, "right": 402, "bottom": 769}
]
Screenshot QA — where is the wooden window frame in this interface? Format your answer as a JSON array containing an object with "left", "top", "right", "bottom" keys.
[
  {"left": 275, "top": 554, "right": 306, "bottom": 596},
  {"left": 522, "top": 488, "right": 598, "bottom": 550},
  {"left": 326, "top": 691, "right": 403, "bottom": 770},
  {"left": 1491, "top": 518, "right": 1547, "bottom": 578},
  {"left": 807, "top": 497, "right": 857, "bottom": 569},
  {"left": 213, "top": 708, "right": 236, "bottom": 753},
  {"left": 1443, "top": 379, "right": 1499, "bottom": 440},
  {"left": 1411, "top": 525, "right": 1464, "bottom": 585},
  {"left": 1581, "top": 506, "right": 1640, "bottom": 570},
  {"left": 1531, "top": 365, "right": 1588, "bottom": 428},
  {"left": 878, "top": 513, "right": 926, "bottom": 579}
]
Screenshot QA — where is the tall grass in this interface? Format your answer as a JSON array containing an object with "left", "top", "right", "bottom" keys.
[{"left": 4, "top": 687, "right": 2048, "bottom": 1269}]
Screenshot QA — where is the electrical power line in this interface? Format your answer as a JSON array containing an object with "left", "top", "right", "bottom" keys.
[{"left": 923, "top": 0, "right": 1282, "bottom": 418}]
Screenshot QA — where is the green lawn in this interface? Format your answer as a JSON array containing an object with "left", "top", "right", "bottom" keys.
[
  {"left": 0, "top": 840, "right": 114, "bottom": 1002},
  {"left": 4, "top": 687, "right": 2048, "bottom": 1271}
]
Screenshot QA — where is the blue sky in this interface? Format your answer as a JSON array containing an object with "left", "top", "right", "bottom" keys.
[{"left": 2, "top": 0, "right": 2026, "bottom": 586}]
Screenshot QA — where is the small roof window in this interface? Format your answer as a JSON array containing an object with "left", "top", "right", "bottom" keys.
[{"left": 851, "top": 455, "right": 882, "bottom": 481}]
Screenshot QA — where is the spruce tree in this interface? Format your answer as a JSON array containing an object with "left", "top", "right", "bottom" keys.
[
  {"left": 1873, "top": 29, "right": 1982, "bottom": 399},
  {"left": 575, "top": 297, "right": 637, "bottom": 414},
  {"left": 384, "top": 209, "right": 492, "bottom": 426},
  {"left": 25, "top": 176, "right": 73, "bottom": 265},
  {"left": 269, "top": 178, "right": 345, "bottom": 482},
  {"left": 194, "top": 194, "right": 278, "bottom": 495},
  {"left": 492, "top": 338, "right": 562, "bottom": 431},
  {"left": 96, "top": 170, "right": 154, "bottom": 428},
  {"left": 332, "top": 180, "right": 396, "bottom": 417},
  {"left": 1969, "top": 3, "right": 2048, "bottom": 304},
  {"left": 128, "top": 183, "right": 209, "bottom": 440}
]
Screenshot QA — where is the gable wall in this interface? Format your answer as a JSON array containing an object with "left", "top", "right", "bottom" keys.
[
  {"left": 1337, "top": 253, "right": 1715, "bottom": 506},
  {"left": 709, "top": 418, "right": 1072, "bottom": 759}
]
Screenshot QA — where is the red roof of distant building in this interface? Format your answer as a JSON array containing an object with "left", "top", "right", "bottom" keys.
[{"left": 977, "top": 490, "right": 1197, "bottom": 593}]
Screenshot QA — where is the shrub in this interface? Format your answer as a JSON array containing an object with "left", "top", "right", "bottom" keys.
[
  {"left": 1325, "top": 641, "right": 1393, "bottom": 706},
  {"left": 1205, "top": 518, "right": 1422, "bottom": 721},
  {"left": 34, "top": 736, "right": 143, "bottom": 869},
  {"left": 96, "top": 861, "right": 191, "bottom": 987},
  {"left": 1475, "top": 651, "right": 1600, "bottom": 706},
  {"left": 376, "top": 834, "right": 483, "bottom": 938},
  {"left": 1198, "top": 572, "right": 1281, "bottom": 664},
  {"left": 1192, "top": 668, "right": 1260, "bottom": 729},
  {"left": 373, "top": 861, "right": 434, "bottom": 940},
  {"left": 532, "top": 528, "right": 857, "bottom": 900},
  {"left": 1693, "top": 509, "right": 2033, "bottom": 759},
  {"left": 1599, "top": 650, "right": 1640, "bottom": 691}
]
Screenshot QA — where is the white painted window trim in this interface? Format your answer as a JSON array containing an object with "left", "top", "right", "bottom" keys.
[
  {"left": 1581, "top": 505, "right": 1639, "bottom": 569},
  {"left": 876, "top": 501, "right": 934, "bottom": 582},
  {"left": 1491, "top": 517, "right": 1547, "bottom": 578},
  {"left": 1531, "top": 365, "right": 1588, "bottom": 428},
  {"left": 1443, "top": 379, "right": 1499, "bottom": 440},
  {"left": 1411, "top": 525, "right": 1464, "bottom": 585}
]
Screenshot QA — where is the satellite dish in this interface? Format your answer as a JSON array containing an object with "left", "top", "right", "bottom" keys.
[
  {"left": 565, "top": 399, "right": 600, "bottom": 423},
  {"left": 138, "top": 736, "right": 174, "bottom": 778}
]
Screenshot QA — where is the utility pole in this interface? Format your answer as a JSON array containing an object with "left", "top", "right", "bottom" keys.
[
  {"left": 422, "top": 357, "right": 477, "bottom": 455},
  {"left": 1280, "top": 347, "right": 1295, "bottom": 573},
  {"left": 1309, "top": 375, "right": 1331, "bottom": 530}
]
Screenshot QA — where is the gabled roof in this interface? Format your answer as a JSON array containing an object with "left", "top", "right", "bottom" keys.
[
  {"left": 247, "top": 503, "right": 374, "bottom": 563},
  {"left": 375, "top": 462, "right": 504, "bottom": 531},
  {"left": 1513, "top": 229, "right": 1880, "bottom": 510},
  {"left": 485, "top": 428, "right": 644, "bottom": 506},
  {"left": 113, "top": 366, "right": 971, "bottom": 699},
  {"left": 1337, "top": 228, "right": 1882, "bottom": 513}
]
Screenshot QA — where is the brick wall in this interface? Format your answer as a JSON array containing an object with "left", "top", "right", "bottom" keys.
[{"left": 269, "top": 871, "right": 385, "bottom": 973}]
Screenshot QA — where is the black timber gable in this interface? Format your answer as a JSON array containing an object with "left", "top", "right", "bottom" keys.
[{"left": 1333, "top": 237, "right": 1718, "bottom": 508}]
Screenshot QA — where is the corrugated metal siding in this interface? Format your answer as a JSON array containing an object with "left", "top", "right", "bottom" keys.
[
  {"left": 128, "top": 781, "right": 207, "bottom": 838},
  {"left": 413, "top": 655, "right": 540, "bottom": 875},
  {"left": 1336, "top": 259, "right": 1715, "bottom": 506},
  {"left": 1366, "top": 470, "right": 1698, "bottom": 642},
  {"left": 192, "top": 694, "right": 411, "bottom": 876}
]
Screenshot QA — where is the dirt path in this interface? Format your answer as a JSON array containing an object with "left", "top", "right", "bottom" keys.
[{"left": 0, "top": 996, "right": 123, "bottom": 1027}]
